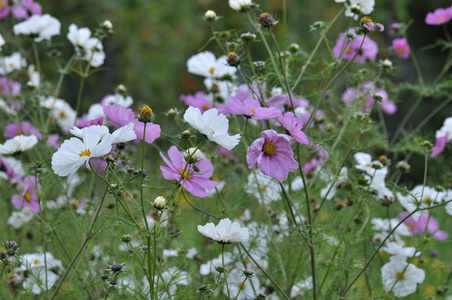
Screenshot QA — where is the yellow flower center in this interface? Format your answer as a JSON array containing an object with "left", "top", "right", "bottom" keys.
[
  {"left": 16, "top": 130, "right": 23, "bottom": 135},
  {"left": 408, "top": 222, "right": 414, "bottom": 229},
  {"left": 0, "top": 2, "right": 6, "bottom": 7},
  {"left": 79, "top": 149, "right": 91, "bottom": 157},
  {"left": 438, "top": 17, "right": 445, "bottom": 22},
  {"left": 396, "top": 272, "right": 404, "bottom": 279},
  {"left": 60, "top": 111, "right": 66, "bottom": 118},
  {"left": 424, "top": 196, "right": 431, "bottom": 202},
  {"left": 24, "top": 191, "right": 31, "bottom": 202},
  {"left": 179, "top": 169, "right": 192, "bottom": 180},
  {"left": 141, "top": 106, "right": 152, "bottom": 115},
  {"left": 397, "top": 47, "right": 404, "bottom": 54},
  {"left": 263, "top": 142, "right": 276, "bottom": 156},
  {"left": 209, "top": 67, "right": 215, "bottom": 74},
  {"left": 202, "top": 104, "right": 209, "bottom": 110},
  {"left": 361, "top": 16, "right": 373, "bottom": 23},
  {"left": 33, "top": 259, "right": 40, "bottom": 265},
  {"left": 238, "top": 282, "right": 246, "bottom": 290},
  {"left": 345, "top": 47, "right": 352, "bottom": 54},
  {"left": 211, "top": 130, "right": 215, "bottom": 135},
  {"left": 250, "top": 108, "right": 256, "bottom": 114}
]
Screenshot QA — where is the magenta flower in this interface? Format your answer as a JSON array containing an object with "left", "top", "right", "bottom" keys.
[
  {"left": 432, "top": 132, "right": 449, "bottom": 157},
  {"left": 399, "top": 212, "right": 449, "bottom": 241},
  {"left": 425, "top": 7, "right": 452, "bottom": 25},
  {"left": 279, "top": 112, "right": 309, "bottom": 144},
  {"left": 75, "top": 115, "right": 104, "bottom": 128},
  {"left": 0, "top": 0, "right": 42, "bottom": 20},
  {"left": 392, "top": 38, "right": 410, "bottom": 59},
  {"left": 247, "top": 129, "right": 299, "bottom": 183},
  {"left": 4, "top": 121, "right": 42, "bottom": 140},
  {"left": 47, "top": 134, "right": 60, "bottom": 150},
  {"left": 223, "top": 96, "right": 280, "bottom": 120},
  {"left": 180, "top": 91, "right": 213, "bottom": 113},
  {"left": 0, "top": 77, "right": 21, "bottom": 95},
  {"left": 11, "top": 175, "right": 41, "bottom": 213},
  {"left": 0, "top": 155, "right": 22, "bottom": 182},
  {"left": 332, "top": 29, "right": 379, "bottom": 64},
  {"left": 160, "top": 145, "right": 218, "bottom": 197},
  {"left": 103, "top": 104, "right": 161, "bottom": 144},
  {"left": 342, "top": 82, "right": 397, "bottom": 115}
]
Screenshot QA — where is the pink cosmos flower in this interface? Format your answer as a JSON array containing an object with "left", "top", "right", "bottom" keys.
[
  {"left": 4, "top": 121, "right": 42, "bottom": 140},
  {"left": 103, "top": 104, "right": 161, "bottom": 144},
  {"left": 332, "top": 29, "right": 379, "bottom": 64},
  {"left": 0, "top": 0, "right": 42, "bottom": 20},
  {"left": 342, "top": 82, "right": 397, "bottom": 114},
  {"left": 278, "top": 112, "right": 309, "bottom": 144},
  {"left": 431, "top": 117, "right": 452, "bottom": 157},
  {"left": 432, "top": 132, "right": 449, "bottom": 157},
  {"left": 221, "top": 96, "right": 280, "bottom": 120},
  {"left": 160, "top": 145, "right": 218, "bottom": 197},
  {"left": 180, "top": 91, "right": 213, "bottom": 113},
  {"left": 398, "top": 212, "right": 449, "bottom": 241},
  {"left": 247, "top": 129, "right": 299, "bottom": 183},
  {"left": 0, "top": 155, "right": 22, "bottom": 182},
  {"left": 0, "top": 77, "right": 21, "bottom": 95},
  {"left": 47, "top": 134, "right": 60, "bottom": 150},
  {"left": 392, "top": 38, "right": 410, "bottom": 59},
  {"left": 425, "top": 7, "right": 452, "bottom": 25},
  {"left": 75, "top": 115, "right": 104, "bottom": 128},
  {"left": 11, "top": 175, "right": 41, "bottom": 213}
]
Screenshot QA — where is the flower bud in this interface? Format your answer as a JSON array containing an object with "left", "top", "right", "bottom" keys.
[
  {"left": 111, "top": 263, "right": 123, "bottom": 273},
  {"left": 121, "top": 234, "right": 133, "bottom": 243},
  {"left": 102, "top": 20, "right": 113, "bottom": 30},
  {"left": 240, "top": 32, "right": 256, "bottom": 41},
  {"left": 154, "top": 196, "right": 166, "bottom": 210},
  {"left": 350, "top": 4, "right": 363, "bottom": 14},
  {"left": 204, "top": 10, "right": 217, "bottom": 21},
  {"left": 258, "top": 13, "right": 277, "bottom": 28},
  {"left": 227, "top": 52, "right": 241, "bottom": 67},
  {"left": 180, "top": 130, "right": 191, "bottom": 139},
  {"left": 396, "top": 160, "right": 410, "bottom": 173},
  {"left": 186, "top": 147, "right": 201, "bottom": 160},
  {"left": 378, "top": 155, "right": 388, "bottom": 165},
  {"left": 138, "top": 106, "right": 154, "bottom": 123},
  {"left": 382, "top": 59, "right": 393, "bottom": 68},
  {"left": 244, "top": 269, "right": 254, "bottom": 277},
  {"left": 289, "top": 43, "right": 299, "bottom": 53},
  {"left": 116, "top": 84, "right": 127, "bottom": 96}
]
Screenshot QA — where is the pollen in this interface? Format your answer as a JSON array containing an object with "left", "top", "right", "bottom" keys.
[
  {"left": 397, "top": 47, "right": 405, "bottom": 54},
  {"left": 33, "top": 259, "right": 40, "bottom": 265},
  {"left": 0, "top": 2, "right": 6, "bottom": 7},
  {"left": 396, "top": 271, "right": 405, "bottom": 279},
  {"left": 212, "top": 130, "right": 215, "bottom": 135},
  {"left": 16, "top": 130, "right": 23, "bottom": 135},
  {"left": 238, "top": 282, "right": 246, "bottom": 290},
  {"left": 202, "top": 104, "right": 209, "bottom": 110},
  {"left": 250, "top": 108, "right": 256, "bottom": 114},
  {"left": 424, "top": 196, "right": 432, "bottom": 202},
  {"left": 141, "top": 106, "right": 152, "bottom": 115},
  {"left": 438, "top": 17, "right": 445, "bottom": 22},
  {"left": 209, "top": 67, "right": 215, "bottom": 74},
  {"left": 263, "top": 142, "right": 276, "bottom": 156},
  {"left": 179, "top": 169, "right": 192, "bottom": 180},
  {"left": 408, "top": 222, "right": 414, "bottom": 229},
  {"left": 70, "top": 200, "right": 79, "bottom": 209},
  {"left": 345, "top": 47, "right": 352, "bottom": 54},
  {"left": 60, "top": 111, "right": 66, "bottom": 118},
  {"left": 361, "top": 16, "right": 372, "bottom": 23},
  {"left": 24, "top": 191, "right": 32, "bottom": 202},
  {"left": 79, "top": 149, "right": 91, "bottom": 157}
]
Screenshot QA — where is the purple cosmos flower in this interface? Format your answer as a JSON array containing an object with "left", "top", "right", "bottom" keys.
[
  {"left": 247, "top": 129, "right": 299, "bottom": 183},
  {"left": 392, "top": 38, "right": 410, "bottom": 59},
  {"left": 103, "top": 104, "right": 161, "bottom": 144},
  {"left": 431, "top": 117, "right": 452, "bottom": 157},
  {"left": 342, "top": 82, "right": 397, "bottom": 114},
  {"left": 432, "top": 132, "right": 449, "bottom": 157},
  {"left": 399, "top": 212, "right": 449, "bottom": 241},
  {"left": 11, "top": 175, "right": 41, "bottom": 213},
  {"left": 279, "top": 112, "right": 309, "bottom": 144},
  {"left": 160, "top": 145, "right": 218, "bottom": 197},
  {"left": 4, "top": 121, "right": 42, "bottom": 140},
  {"left": 0, "top": 0, "right": 42, "bottom": 20},
  {"left": 75, "top": 115, "right": 104, "bottom": 128},
  {"left": 0, "top": 155, "right": 22, "bottom": 182},
  {"left": 332, "top": 29, "right": 379, "bottom": 64},
  {"left": 47, "top": 134, "right": 60, "bottom": 150},
  {"left": 180, "top": 91, "right": 213, "bottom": 113},
  {"left": 0, "top": 77, "right": 21, "bottom": 95},
  {"left": 425, "top": 7, "right": 452, "bottom": 25},
  {"left": 222, "top": 96, "right": 280, "bottom": 120}
]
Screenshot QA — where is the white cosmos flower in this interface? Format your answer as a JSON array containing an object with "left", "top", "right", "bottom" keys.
[
  {"left": 40, "top": 97, "right": 76, "bottom": 132},
  {"left": 245, "top": 170, "right": 281, "bottom": 205},
  {"left": 290, "top": 277, "right": 313, "bottom": 298},
  {"left": 83, "top": 37, "right": 105, "bottom": 67},
  {"left": 381, "top": 257, "right": 425, "bottom": 297},
  {"left": 7, "top": 209, "right": 34, "bottom": 229},
  {"left": 223, "top": 268, "right": 260, "bottom": 300},
  {"left": 51, "top": 126, "right": 113, "bottom": 176},
  {"left": 67, "top": 24, "right": 91, "bottom": 48},
  {"left": 70, "top": 123, "right": 136, "bottom": 144},
  {"left": 200, "top": 253, "right": 234, "bottom": 275},
  {"left": 183, "top": 106, "right": 240, "bottom": 150},
  {"left": 67, "top": 24, "right": 105, "bottom": 67},
  {"left": 229, "top": 0, "right": 253, "bottom": 11},
  {"left": 13, "top": 14, "right": 61, "bottom": 42},
  {"left": 23, "top": 269, "right": 59, "bottom": 294},
  {"left": 0, "top": 135, "right": 38, "bottom": 155},
  {"left": 198, "top": 218, "right": 249, "bottom": 244},
  {"left": 0, "top": 52, "right": 27, "bottom": 75},
  {"left": 187, "top": 51, "right": 236, "bottom": 78},
  {"left": 335, "top": 0, "right": 375, "bottom": 20},
  {"left": 0, "top": 33, "right": 4, "bottom": 51},
  {"left": 381, "top": 242, "right": 420, "bottom": 260}
]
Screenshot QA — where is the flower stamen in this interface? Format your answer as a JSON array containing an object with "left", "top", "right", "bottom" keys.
[
  {"left": 263, "top": 142, "right": 276, "bottom": 156},
  {"left": 79, "top": 149, "right": 91, "bottom": 157}
]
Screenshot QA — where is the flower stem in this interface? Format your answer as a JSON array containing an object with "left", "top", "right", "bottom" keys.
[{"left": 222, "top": 244, "right": 231, "bottom": 299}]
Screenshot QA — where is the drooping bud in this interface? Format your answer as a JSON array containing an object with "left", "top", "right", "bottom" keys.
[
  {"left": 258, "top": 13, "right": 277, "bottom": 28},
  {"left": 227, "top": 52, "right": 241, "bottom": 67}
]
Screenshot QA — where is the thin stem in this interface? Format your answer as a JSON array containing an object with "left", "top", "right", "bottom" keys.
[
  {"left": 390, "top": 95, "right": 423, "bottom": 145},
  {"left": 222, "top": 244, "right": 231, "bottom": 299},
  {"left": 75, "top": 75, "right": 86, "bottom": 118},
  {"left": 32, "top": 42, "right": 41, "bottom": 75},
  {"left": 181, "top": 190, "right": 222, "bottom": 219}
]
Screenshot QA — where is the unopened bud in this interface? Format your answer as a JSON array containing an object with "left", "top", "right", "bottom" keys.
[
  {"left": 240, "top": 32, "right": 256, "bottom": 41},
  {"left": 350, "top": 4, "right": 362, "bottom": 14},
  {"left": 227, "top": 52, "right": 241, "bottom": 67},
  {"left": 121, "top": 234, "right": 133, "bottom": 243},
  {"left": 186, "top": 147, "right": 201, "bottom": 161},
  {"left": 378, "top": 155, "right": 388, "bottom": 165},
  {"left": 396, "top": 160, "right": 410, "bottom": 173},
  {"left": 289, "top": 43, "right": 299, "bottom": 53},
  {"left": 258, "top": 13, "right": 277, "bottom": 28},
  {"left": 181, "top": 130, "right": 191, "bottom": 139},
  {"left": 138, "top": 106, "right": 154, "bottom": 123},
  {"left": 116, "top": 84, "right": 127, "bottom": 96},
  {"left": 244, "top": 269, "right": 254, "bottom": 277},
  {"left": 102, "top": 20, "right": 113, "bottom": 30},
  {"left": 204, "top": 10, "right": 216, "bottom": 21},
  {"left": 382, "top": 59, "right": 393, "bottom": 68},
  {"left": 154, "top": 196, "right": 166, "bottom": 210}
]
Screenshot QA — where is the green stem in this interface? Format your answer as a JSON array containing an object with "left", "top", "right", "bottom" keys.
[{"left": 222, "top": 244, "right": 231, "bottom": 299}]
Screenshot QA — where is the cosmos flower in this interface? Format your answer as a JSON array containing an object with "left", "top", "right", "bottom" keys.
[
  {"left": 179, "top": 91, "right": 213, "bottom": 113},
  {"left": 342, "top": 82, "right": 397, "bottom": 115},
  {"left": 51, "top": 126, "right": 114, "bottom": 176},
  {"left": 4, "top": 121, "right": 42, "bottom": 140},
  {"left": 0, "top": 52, "right": 27, "bottom": 75},
  {"left": 335, "top": 0, "right": 375, "bottom": 20},
  {"left": 290, "top": 277, "right": 313, "bottom": 298},
  {"left": 67, "top": 24, "right": 105, "bottom": 67},
  {"left": 223, "top": 268, "right": 260, "bottom": 300},
  {"left": 197, "top": 218, "right": 249, "bottom": 244},
  {"left": 229, "top": 0, "right": 253, "bottom": 11},
  {"left": 0, "top": 77, "right": 21, "bottom": 95},
  {"left": 11, "top": 175, "right": 40, "bottom": 212},
  {"left": 183, "top": 106, "right": 241, "bottom": 150},
  {"left": 222, "top": 96, "right": 281, "bottom": 120},
  {"left": 40, "top": 97, "right": 76, "bottom": 132},
  {"left": 381, "top": 257, "right": 425, "bottom": 297},
  {"left": 278, "top": 112, "right": 309, "bottom": 144},
  {"left": 160, "top": 145, "right": 218, "bottom": 197},
  {"left": 0, "top": 0, "right": 42, "bottom": 20},
  {"left": 392, "top": 38, "right": 410, "bottom": 59},
  {"left": 425, "top": 7, "right": 452, "bottom": 25},
  {"left": 247, "top": 129, "right": 299, "bottom": 183},
  {"left": 332, "top": 29, "right": 378, "bottom": 64},
  {"left": 431, "top": 117, "right": 452, "bottom": 157},
  {"left": 187, "top": 51, "right": 236, "bottom": 79},
  {"left": 13, "top": 14, "right": 61, "bottom": 42},
  {"left": 0, "top": 135, "right": 38, "bottom": 154},
  {"left": 398, "top": 212, "right": 449, "bottom": 241}
]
